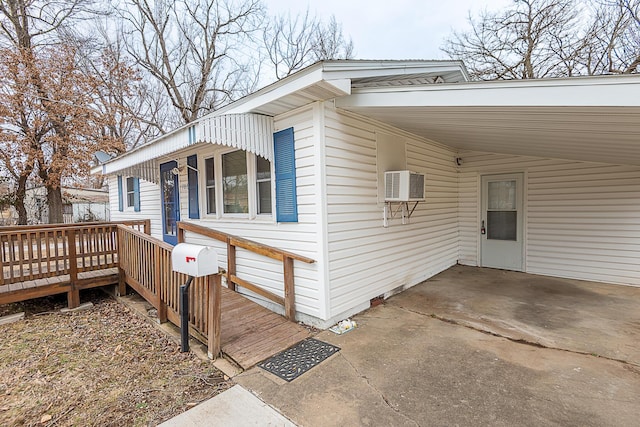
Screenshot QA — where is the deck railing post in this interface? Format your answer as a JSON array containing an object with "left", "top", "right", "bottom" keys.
[
  {"left": 227, "top": 240, "right": 236, "bottom": 292},
  {"left": 155, "top": 244, "right": 168, "bottom": 323},
  {"left": 207, "top": 273, "right": 221, "bottom": 359},
  {"left": 116, "top": 227, "right": 127, "bottom": 297},
  {"left": 67, "top": 229, "right": 80, "bottom": 309},
  {"left": 144, "top": 219, "right": 151, "bottom": 235},
  {"left": 283, "top": 256, "right": 295, "bottom": 321}
]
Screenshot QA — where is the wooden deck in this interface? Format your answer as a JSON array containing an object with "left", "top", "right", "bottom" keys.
[
  {"left": 0, "top": 267, "right": 119, "bottom": 305},
  {"left": 220, "top": 287, "right": 310, "bottom": 369},
  {"left": 0, "top": 221, "right": 315, "bottom": 370}
]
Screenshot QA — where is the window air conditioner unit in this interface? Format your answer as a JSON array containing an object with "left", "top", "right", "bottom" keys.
[{"left": 384, "top": 171, "right": 425, "bottom": 202}]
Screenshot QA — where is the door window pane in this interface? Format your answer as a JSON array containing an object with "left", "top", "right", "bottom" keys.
[
  {"left": 488, "top": 180, "right": 516, "bottom": 210},
  {"left": 161, "top": 169, "right": 176, "bottom": 236},
  {"left": 487, "top": 211, "right": 517, "bottom": 240},
  {"left": 222, "top": 151, "right": 248, "bottom": 213}
]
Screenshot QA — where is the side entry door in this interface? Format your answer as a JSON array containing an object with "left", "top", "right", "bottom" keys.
[
  {"left": 481, "top": 173, "right": 524, "bottom": 271},
  {"left": 160, "top": 161, "right": 180, "bottom": 245}
]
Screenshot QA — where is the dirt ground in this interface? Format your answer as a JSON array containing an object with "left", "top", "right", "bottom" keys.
[{"left": 0, "top": 290, "right": 232, "bottom": 427}]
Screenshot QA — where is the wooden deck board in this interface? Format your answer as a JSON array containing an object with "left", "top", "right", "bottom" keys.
[{"left": 220, "top": 287, "right": 310, "bottom": 369}]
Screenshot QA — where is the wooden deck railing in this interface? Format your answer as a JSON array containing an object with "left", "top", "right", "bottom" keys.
[
  {"left": 0, "top": 218, "right": 312, "bottom": 360},
  {"left": 116, "top": 224, "right": 221, "bottom": 358},
  {"left": 0, "top": 220, "right": 150, "bottom": 307},
  {"left": 177, "top": 221, "right": 315, "bottom": 320}
]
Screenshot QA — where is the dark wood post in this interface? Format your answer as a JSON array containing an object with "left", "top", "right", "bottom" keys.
[
  {"left": 227, "top": 240, "right": 236, "bottom": 292},
  {"left": 207, "top": 274, "right": 221, "bottom": 359},
  {"left": 67, "top": 229, "right": 80, "bottom": 308},
  {"left": 283, "top": 256, "right": 295, "bottom": 321},
  {"left": 116, "top": 227, "right": 127, "bottom": 297},
  {"left": 144, "top": 219, "right": 151, "bottom": 235}
]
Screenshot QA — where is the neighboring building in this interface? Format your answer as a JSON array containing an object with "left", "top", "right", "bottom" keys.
[
  {"left": 25, "top": 186, "right": 110, "bottom": 224},
  {"left": 94, "top": 60, "right": 640, "bottom": 328}
]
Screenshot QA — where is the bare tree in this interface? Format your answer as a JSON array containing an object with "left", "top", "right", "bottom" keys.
[
  {"left": 443, "top": 0, "right": 589, "bottom": 80},
  {"left": 116, "top": 0, "right": 265, "bottom": 126},
  {"left": 263, "top": 10, "right": 354, "bottom": 79}
]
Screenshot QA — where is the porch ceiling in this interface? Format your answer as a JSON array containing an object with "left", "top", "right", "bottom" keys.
[{"left": 335, "top": 75, "right": 640, "bottom": 166}]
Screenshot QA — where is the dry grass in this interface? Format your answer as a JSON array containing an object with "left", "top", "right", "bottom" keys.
[{"left": 0, "top": 291, "right": 232, "bottom": 426}]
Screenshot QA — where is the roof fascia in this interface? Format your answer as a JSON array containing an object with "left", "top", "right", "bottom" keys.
[{"left": 336, "top": 74, "right": 640, "bottom": 108}]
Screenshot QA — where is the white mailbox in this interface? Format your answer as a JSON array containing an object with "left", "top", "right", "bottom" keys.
[{"left": 171, "top": 243, "right": 218, "bottom": 277}]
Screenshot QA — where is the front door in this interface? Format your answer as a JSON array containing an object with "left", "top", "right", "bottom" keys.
[
  {"left": 481, "top": 173, "right": 523, "bottom": 271},
  {"left": 160, "top": 161, "right": 180, "bottom": 245}
]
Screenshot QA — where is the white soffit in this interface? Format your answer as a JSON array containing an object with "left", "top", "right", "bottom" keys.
[{"left": 335, "top": 75, "right": 640, "bottom": 166}]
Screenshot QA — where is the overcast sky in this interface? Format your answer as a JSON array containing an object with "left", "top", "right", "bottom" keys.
[{"left": 264, "top": 0, "right": 512, "bottom": 60}]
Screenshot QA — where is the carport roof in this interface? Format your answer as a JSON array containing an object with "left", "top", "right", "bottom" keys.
[{"left": 334, "top": 74, "right": 640, "bottom": 166}]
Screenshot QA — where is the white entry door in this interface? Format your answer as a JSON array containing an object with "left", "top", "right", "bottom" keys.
[{"left": 481, "top": 173, "right": 524, "bottom": 271}]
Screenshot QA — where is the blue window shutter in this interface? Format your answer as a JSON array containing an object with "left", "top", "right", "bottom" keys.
[
  {"left": 133, "top": 177, "right": 141, "bottom": 212},
  {"left": 274, "top": 128, "right": 298, "bottom": 222},
  {"left": 117, "top": 175, "right": 123, "bottom": 212},
  {"left": 187, "top": 155, "right": 199, "bottom": 219}
]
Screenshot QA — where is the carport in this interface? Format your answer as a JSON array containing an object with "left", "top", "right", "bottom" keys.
[{"left": 337, "top": 74, "right": 640, "bottom": 285}]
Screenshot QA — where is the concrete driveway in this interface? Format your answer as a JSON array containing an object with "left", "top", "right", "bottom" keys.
[{"left": 236, "top": 266, "right": 640, "bottom": 426}]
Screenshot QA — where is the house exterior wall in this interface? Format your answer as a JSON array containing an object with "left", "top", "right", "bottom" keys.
[
  {"left": 458, "top": 151, "right": 640, "bottom": 286},
  {"left": 323, "top": 104, "right": 460, "bottom": 319},
  {"left": 108, "top": 177, "right": 163, "bottom": 237},
  {"left": 108, "top": 105, "right": 327, "bottom": 322}
]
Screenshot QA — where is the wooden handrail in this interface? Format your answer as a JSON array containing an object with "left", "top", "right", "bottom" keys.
[
  {"left": 177, "top": 221, "right": 314, "bottom": 321},
  {"left": 177, "top": 221, "right": 315, "bottom": 264},
  {"left": 0, "top": 220, "right": 150, "bottom": 235}
]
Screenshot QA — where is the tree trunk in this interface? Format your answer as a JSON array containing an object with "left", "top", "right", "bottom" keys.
[
  {"left": 14, "top": 175, "right": 29, "bottom": 225},
  {"left": 46, "top": 185, "right": 64, "bottom": 224}
]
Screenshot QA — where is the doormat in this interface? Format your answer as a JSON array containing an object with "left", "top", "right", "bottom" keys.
[{"left": 258, "top": 338, "right": 340, "bottom": 382}]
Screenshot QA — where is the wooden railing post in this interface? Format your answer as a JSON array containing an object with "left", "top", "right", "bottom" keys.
[
  {"left": 116, "top": 227, "right": 127, "bottom": 297},
  {"left": 227, "top": 240, "right": 236, "bottom": 292},
  {"left": 67, "top": 229, "right": 80, "bottom": 309},
  {"left": 155, "top": 244, "right": 168, "bottom": 323},
  {"left": 208, "top": 273, "right": 221, "bottom": 359},
  {"left": 144, "top": 219, "right": 151, "bottom": 235},
  {"left": 177, "top": 225, "right": 185, "bottom": 243},
  {"left": 283, "top": 256, "right": 295, "bottom": 321}
]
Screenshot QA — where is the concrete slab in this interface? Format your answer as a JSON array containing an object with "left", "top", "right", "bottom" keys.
[
  {"left": 159, "top": 385, "right": 295, "bottom": 427},
  {"left": 0, "top": 312, "right": 24, "bottom": 325},
  {"left": 388, "top": 265, "right": 640, "bottom": 365},
  {"left": 236, "top": 285, "right": 640, "bottom": 426}
]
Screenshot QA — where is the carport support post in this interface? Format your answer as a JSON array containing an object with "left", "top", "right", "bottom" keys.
[{"left": 180, "top": 276, "right": 194, "bottom": 353}]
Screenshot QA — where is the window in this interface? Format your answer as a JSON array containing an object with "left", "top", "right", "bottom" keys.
[
  {"left": 118, "top": 175, "right": 140, "bottom": 212},
  {"left": 222, "top": 151, "right": 248, "bottom": 214},
  {"left": 205, "top": 157, "right": 216, "bottom": 214},
  {"left": 256, "top": 156, "right": 272, "bottom": 214},
  {"left": 126, "top": 177, "right": 135, "bottom": 208}
]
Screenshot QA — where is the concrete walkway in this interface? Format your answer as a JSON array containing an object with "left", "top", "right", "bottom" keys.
[
  {"left": 233, "top": 266, "right": 640, "bottom": 426},
  {"left": 158, "top": 385, "right": 295, "bottom": 427}
]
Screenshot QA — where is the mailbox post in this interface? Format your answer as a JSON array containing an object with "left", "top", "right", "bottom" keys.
[{"left": 171, "top": 243, "right": 219, "bottom": 353}]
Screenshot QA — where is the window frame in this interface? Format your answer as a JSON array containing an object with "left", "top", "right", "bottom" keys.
[
  {"left": 126, "top": 177, "right": 135, "bottom": 210},
  {"left": 256, "top": 155, "right": 273, "bottom": 215},
  {"left": 198, "top": 149, "right": 274, "bottom": 221}
]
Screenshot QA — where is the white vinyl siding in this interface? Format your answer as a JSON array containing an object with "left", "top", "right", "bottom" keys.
[
  {"left": 324, "top": 105, "right": 459, "bottom": 317},
  {"left": 458, "top": 151, "right": 640, "bottom": 286},
  {"left": 108, "top": 176, "right": 163, "bottom": 239},
  {"left": 174, "top": 105, "right": 324, "bottom": 320}
]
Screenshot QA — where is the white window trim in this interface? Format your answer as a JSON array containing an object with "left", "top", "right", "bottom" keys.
[
  {"left": 198, "top": 148, "right": 274, "bottom": 221},
  {"left": 255, "top": 154, "right": 275, "bottom": 217}
]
